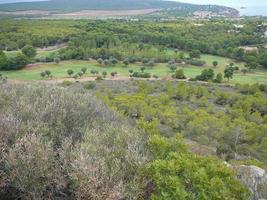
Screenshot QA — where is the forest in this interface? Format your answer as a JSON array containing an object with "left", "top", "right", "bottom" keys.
[
  {"left": 0, "top": 19, "right": 267, "bottom": 70},
  {"left": 0, "top": 17, "right": 267, "bottom": 200}
]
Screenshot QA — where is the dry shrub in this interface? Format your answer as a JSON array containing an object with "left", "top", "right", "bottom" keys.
[
  {"left": 60, "top": 124, "right": 148, "bottom": 200},
  {"left": 2, "top": 134, "right": 66, "bottom": 199},
  {"left": 0, "top": 83, "right": 149, "bottom": 199}
]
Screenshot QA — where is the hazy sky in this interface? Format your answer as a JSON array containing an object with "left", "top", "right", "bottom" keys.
[
  {"left": 0, "top": 0, "right": 265, "bottom": 7},
  {"left": 171, "top": 0, "right": 266, "bottom": 7}
]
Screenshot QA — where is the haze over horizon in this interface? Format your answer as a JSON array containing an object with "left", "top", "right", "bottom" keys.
[{"left": 0, "top": 0, "right": 265, "bottom": 7}]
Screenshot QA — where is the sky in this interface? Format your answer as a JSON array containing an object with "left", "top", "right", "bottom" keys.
[
  {"left": 0, "top": 0, "right": 265, "bottom": 7},
  {"left": 171, "top": 0, "right": 266, "bottom": 7}
]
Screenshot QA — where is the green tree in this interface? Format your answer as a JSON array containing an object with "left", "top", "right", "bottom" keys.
[
  {"left": 172, "top": 69, "right": 186, "bottom": 79},
  {"left": 213, "top": 60, "right": 218, "bottom": 68},
  {"left": 214, "top": 73, "right": 223, "bottom": 83},
  {"left": 13, "top": 52, "right": 29, "bottom": 70},
  {"left": 67, "top": 69, "right": 74, "bottom": 77},
  {"left": 123, "top": 58, "right": 129, "bottom": 66},
  {"left": 22, "top": 45, "right": 37, "bottom": 58},
  {"left": 54, "top": 57, "right": 60, "bottom": 64},
  {"left": 40, "top": 71, "right": 46, "bottom": 78},
  {"left": 140, "top": 66, "right": 146, "bottom": 73},
  {"left": 81, "top": 67, "right": 87, "bottom": 74},
  {"left": 111, "top": 72, "right": 117, "bottom": 77},
  {"left": 224, "top": 67, "right": 234, "bottom": 81},
  {"left": 169, "top": 64, "right": 177, "bottom": 72},
  {"left": 45, "top": 70, "right": 51, "bottom": 78},
  {"left": 102, "top": 71, "right": 107, "bottom": 78},
  {"left": 189, "top": 50, "right": 201, "bottom": 59},
  {"left": 0, "top": 50, "right": 8, "bottom": 70},
  {"left": 195, "top": 69, "right": 215, "bottom": 81}
]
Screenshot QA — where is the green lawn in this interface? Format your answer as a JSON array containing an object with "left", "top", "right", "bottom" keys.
[
  {"left": 1, "top": 59, "right": 267, "bottom": 85},
  {"left": 1, "top": 50, "right": 267, "bottom": 84}
]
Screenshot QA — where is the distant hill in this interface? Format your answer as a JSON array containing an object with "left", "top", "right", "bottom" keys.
[{"left": 0, "top": 0, "right": 233, "bottom": 12}]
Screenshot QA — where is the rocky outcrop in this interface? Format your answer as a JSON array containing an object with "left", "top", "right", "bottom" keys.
[{"left": 234, "top": 165, "right": 267, "bottom": 200}]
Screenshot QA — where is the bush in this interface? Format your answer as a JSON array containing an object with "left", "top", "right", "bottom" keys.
[
  {"left": 54, "top": 57, "right": 61, "bottom": 64},
  {"left": 189, "top": 50, "right": 201, "bottom": 58},
  {"left": 67, "top": 69, "right": 74, "bottom": 77},
  {"left": 186, "top": 59, "right": 206, "bottom": 66},
  {"left": 95, "top": 75, "right": 104, "bottom": 81},
  {"left": 0, "top": 84, "right": 148, "bottom": 199},
  {"left": 81, "top": 67, "right": 87, "bottom": 74},
  {"left": 132, "top": 72, "right": 151, "bottom": 78},
  {"left": 214, "top": 73, "right": 223, "bottom": 83},
  {"left": 84, "top": 82, "right": 96, "bottom": 90},
  {"left": 102, "top": 71, "right": 107, "bottom": 78},
  {"left": 90, "top": 69, "right": 99, "bottom": 75},
  {"left": 146, "top": 135, "right": 250, "bottom": 200},
  {"left": 2, "top": 134, "right": 65, "bottom": 199},
  {"left": 22, "top": 45, "right": 37, "bottom": 58},
  {"left": 97, "top": 58, "right": 103, "bottom": 65},
  {"left": 66, "top": 125, "right": 148, "bottom": 199},
  {"left": 195, "top": 69, "right": 215, "bottom": 81},
  {"left": 62, "top": 80, "right": 72, "bottom": 86},
  {"left": 172, "top": 69, "right": 186, "bottom": 79}
]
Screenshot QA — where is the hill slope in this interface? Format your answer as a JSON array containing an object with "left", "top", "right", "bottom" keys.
[{"left": 0, "top": 0, "right": 233, "bottom": 12}]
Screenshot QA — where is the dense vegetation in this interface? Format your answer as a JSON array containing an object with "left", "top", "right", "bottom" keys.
[
  {"left": 0, "top": 0, "right": 231, "bottom": 14},
  {"left": 0, "top": 19, "right": 267, "bottom": 72},
  {"left": 98, "top": 81, "right": 267, "bottom": 166},
  {"left": 0, "top": 81, "right": 256, "bottom": 199}
]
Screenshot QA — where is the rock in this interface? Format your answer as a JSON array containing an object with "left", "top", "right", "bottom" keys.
[{"left": 234, "top": 165, "right": 267, "bottom": 200}]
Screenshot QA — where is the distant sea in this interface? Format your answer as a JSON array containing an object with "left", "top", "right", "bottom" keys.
[
  {"left": 238, "top": 6, "right": 267, "bottom": 17},
  {"left": 174, "top": 0, "right": 267, "bottom": 16}
]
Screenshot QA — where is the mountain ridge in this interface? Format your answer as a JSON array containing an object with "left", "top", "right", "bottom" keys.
[{"left": 0, "top": 0, "right": 233, "bottom": 12}]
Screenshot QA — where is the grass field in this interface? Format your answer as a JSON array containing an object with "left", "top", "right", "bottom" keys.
[
  {"left": 1, "top": 49, "right": 267, "bottom": 84},
  {"left": 1, "top": 58, "right": 267, "bottom": 84}
]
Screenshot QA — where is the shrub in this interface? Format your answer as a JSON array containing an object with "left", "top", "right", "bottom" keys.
[
  {"left": 195, "top": 69, "right": 215, "bottom": 81},
  {"left": 186, "top": 59, "right": 206, "bottom": 66},
  {"left": 84, "top": 82, "right": 96, "bottom": 90},
  {"left": 132, "top": 72, "right": 151, "bottom": 78},
  {"left": 40, "top": 71, "right": 46, "bottom": 78},
  {"left": 146, "top": 135, "right": 250, "bottom": 200},
  {"left": 102, "top": 71, "right": 107, "bottom": 78},
  {"left": 90, "top": 69, "right": 99, "bottom": 75},
  {"left": 54, "top": 57, "right": 61, "bottom": 64},
  {"left": 123, "top": 58, "right": 129, "bottom": 66},
  {"left": 81, "top": 67, "right": 87, "bottom": 74},
  {"left": 214, "top": 73, "right": 223, "bottom": 83},
  {"left": 2, "top": 134, "right": 65, "bottom": 199},
  {"left": 97, "top": 58, "right": 103, "bottom": 65},
  {"left": 189, "top": 50, "right": 201, "bottom": 58},
  {"left": 110, "top": 72, "right": 117, "bottom": 77},
  {"left": 172, "top": 69, "right": 186, "bottom": 79},
  {"left": 62, "top": 80, "right": 72, "bottom": 86},
  {"left": 65, "top": 125, "right": 148, "bottom": 199},
  {"left": 109, "top": 57, "right": 118, "bottom": 65},
  {"left": 104, "top": 59, "right": 110, "bottom": 66},
  {"left": 22, "top": 45, "right": 37, "bottom": 58},
  {"left": 169, "top": 64, "right": 177, "bottom": 72},
  {"left": 67, "top": 69, "right": 74, "bottom": 77},
  {"left": 213, "top": 60, "right": 218, "bottom": 67}
]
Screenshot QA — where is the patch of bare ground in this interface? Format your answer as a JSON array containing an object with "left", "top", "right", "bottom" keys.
[
  {"left": 37, "top": 43, "right": 67, "bottom": 52},
  {"left": 24, "top": 63, "right": 44, "bottom": 70},
  {"left": 0, "top": 10, "right": 51, "bottom": 16},
  {"left": 184, "top": 139, "right": 217, "bottom": 157},
  {"left": 54, "top": 9, "right": 160, "bottom": 17}
]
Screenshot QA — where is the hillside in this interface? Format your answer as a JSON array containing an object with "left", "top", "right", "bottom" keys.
[{"left": 0, "top": 0, "right": 237, "bottom": 15}]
